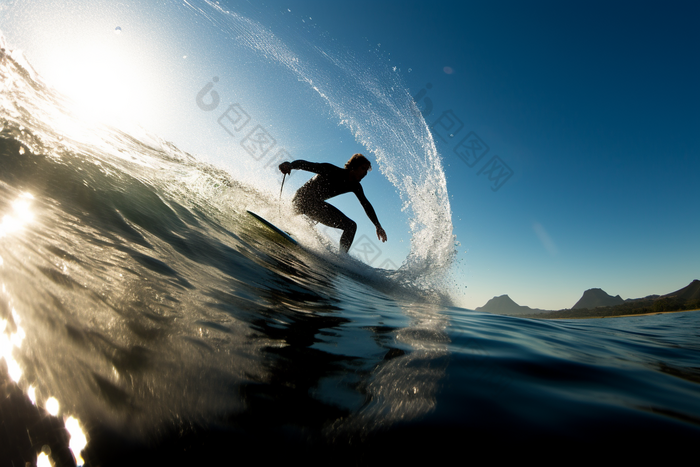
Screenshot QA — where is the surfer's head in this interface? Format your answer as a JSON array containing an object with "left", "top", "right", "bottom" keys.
[
  {"left": 345, "top": 153, "right": 371, "bottom": 171},
  {"left": 346, "top": 153, "right": 372, "bottom": 182}
]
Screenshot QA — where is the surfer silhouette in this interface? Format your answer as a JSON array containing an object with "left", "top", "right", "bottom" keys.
[{"left": 279, "top": 154, "right": 387, "bottom": 253}]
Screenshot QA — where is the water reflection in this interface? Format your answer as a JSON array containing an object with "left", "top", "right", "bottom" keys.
[
  {"left": 66, "top": 416, "right": 88, "bottom": 465},
  {"left": 0, "top": 191, "right": 34, "bottom": 238},
  {"left": 1, "top": 306, "right": 26, "bottom": 384},
  {"left": 37, "top": 452, "right": 51, "bottom": 467},
  {"left": 1, "top": 192, "right": 88, "bottom": 466},
  {"left": 328, "top": 301, "right": 450, "bottom": 437}
]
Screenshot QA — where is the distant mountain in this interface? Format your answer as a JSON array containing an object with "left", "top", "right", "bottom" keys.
[
  {"left": 572, "top": 288, "right": 624, "bottom": 309},
  {"left": 477, "top": 280, "right": 700, "bottom": 319},
  {"left": 529, "top": 280, "right": 700, "bottom": 319},
  {"left": 663, "top": 279, "right": 700, "bottom": 302},
  {"left": 476, "top": 295, "right": 549, "bottom": 315}
]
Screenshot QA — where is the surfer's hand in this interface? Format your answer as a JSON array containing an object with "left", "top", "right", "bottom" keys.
[
  {"left": 376, "top": 226, "right": 387, "bottom": 243},
  {"left": 279, "top": 162, "right": 292, "bottom": 175}
]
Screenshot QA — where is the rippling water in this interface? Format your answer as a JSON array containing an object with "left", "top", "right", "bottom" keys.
[{"left": 1, "top": 30, "right": 699, "bottom": 467}]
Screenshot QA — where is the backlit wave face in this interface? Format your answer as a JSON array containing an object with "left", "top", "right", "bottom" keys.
[{"left": 1, "top": 0, "right": 456, "bottom": 289}]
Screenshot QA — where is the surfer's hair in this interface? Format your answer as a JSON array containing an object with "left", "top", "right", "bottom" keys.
[{"left": 345, "top": 153, "right": 372, "bottom": 171}]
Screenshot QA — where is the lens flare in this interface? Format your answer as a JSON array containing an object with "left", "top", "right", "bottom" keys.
[
  {"left": 45, "top": 397, "right": 59, "bottom": 416},
  {"left": 66, "top": 416, "right": 88, "bottom": 465},
  {"left": 37, "top": 452, "right": 52, "bottom": 467}
]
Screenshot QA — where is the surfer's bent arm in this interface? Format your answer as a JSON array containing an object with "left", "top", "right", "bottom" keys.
[
  {"left": 355, "top": 187, "right": 387, "bottom": 243},
  {"left": 279, "top": 160, "right": 333, "bottom": 175}
]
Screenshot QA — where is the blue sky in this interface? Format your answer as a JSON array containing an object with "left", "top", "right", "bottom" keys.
[{"left": 1, "top": 0, "right": 698, "bottom": 310}]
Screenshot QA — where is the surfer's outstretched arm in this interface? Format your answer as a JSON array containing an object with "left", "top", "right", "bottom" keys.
[
  {"left": 355, "top": 186, "right": 387, "bottom": 243},
  {"left": 279, "top": 160, "right": 333, "bottom": 175}
]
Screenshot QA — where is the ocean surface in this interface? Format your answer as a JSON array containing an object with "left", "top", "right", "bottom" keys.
[{"left": 1, "top": 27, "right": 700, "bottom": 466}]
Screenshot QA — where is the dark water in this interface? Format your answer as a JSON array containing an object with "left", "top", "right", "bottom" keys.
[{"left": 1, "top": 34, "right": 699, "bottom": 467}]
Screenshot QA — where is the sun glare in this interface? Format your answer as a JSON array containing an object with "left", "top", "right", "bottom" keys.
[{"left": 42, "top": 34, "right": 156, "bottom": 125}]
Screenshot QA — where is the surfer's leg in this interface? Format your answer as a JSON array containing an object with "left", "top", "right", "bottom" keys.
[
  {"left": 302, "top": 201, "right": 356, "bottom": 253},
  {"left": 338, "top": 219, "right": 357, "bottom": 253}
]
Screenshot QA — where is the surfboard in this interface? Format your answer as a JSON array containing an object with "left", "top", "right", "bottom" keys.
[{"left": 246, "top": 210, "right": 298, "bottom": 245}]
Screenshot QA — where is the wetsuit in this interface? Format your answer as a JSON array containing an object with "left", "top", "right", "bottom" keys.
[{"left": 289, "top": 160, "right": 380, "bottom": 252}]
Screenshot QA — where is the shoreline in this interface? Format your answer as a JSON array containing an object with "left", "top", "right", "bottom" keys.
[{"left": 549, "top": 308, "right": 700, "bottom": 320}]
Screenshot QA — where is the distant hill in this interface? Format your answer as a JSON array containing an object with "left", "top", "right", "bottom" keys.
[
  {"left": 532, "top": 280, "right": 700, "bottom": 319},
  {"left": 476, "top": 295, "right": 549, "bottom": 316},
  {"left": 477, "top": 280, "right": 700, "bottom": 319},
  {"left": 665, "top": 279, "right": 700, "bottom": 302},
  {"left": 572, "top": 288, "right": 624, "bottom": 309}
]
